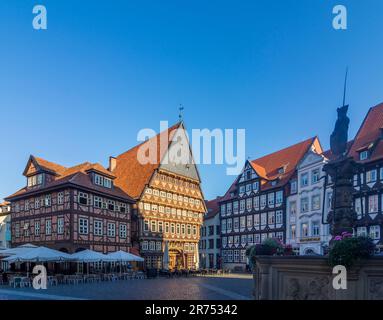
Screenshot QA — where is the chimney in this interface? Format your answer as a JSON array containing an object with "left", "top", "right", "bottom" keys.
[{"left": 109, "top": 156, "right": 117, "bottom": 172}]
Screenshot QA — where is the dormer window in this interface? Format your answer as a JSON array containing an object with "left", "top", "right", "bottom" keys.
[
  {"left": 278, "top": 167, "right": 285, "bottom": 174},
  {"left": 359, "top": 150, "right": 368, "bottom": 161},
  {"left": 94, "top": 174, "right": 112, "bottom": 189},
  {"left": 27, "top": 174, "right": 43, "bottom": 187}
]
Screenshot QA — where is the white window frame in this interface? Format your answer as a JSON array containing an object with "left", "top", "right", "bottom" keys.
[{"left": 79, "top": 218, "right": 89, "bottom": 235}]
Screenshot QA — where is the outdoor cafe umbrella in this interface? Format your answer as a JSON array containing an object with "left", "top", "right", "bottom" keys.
[
  {"left": 70, "top": 249, "right": 114, "bottom": 263},
  {"left": 70, "top": 249, "right": 114, "bottom": 275},
  {"left": 0, "top": 243, "right": 38, "bottom": 257},
  {"left": 107, "top": 250, "right": 144, "bottom": 262},
  {"left": 3, "top": 246, "right": 72, "bottom": 276},
  {"left": 3, "top": 246, "right": 71, "bottom": 263},
  {"left": 107, "top": 250, "right": 144, "bottom": 275}
]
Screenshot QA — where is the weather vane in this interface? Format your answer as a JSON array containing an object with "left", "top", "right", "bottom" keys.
[{"left": 178, "top": 104, "right": 184, "bottom": 121}]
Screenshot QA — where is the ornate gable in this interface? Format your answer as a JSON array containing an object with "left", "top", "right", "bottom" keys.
[
  {"left": 159, "top": 123, "right": 200, "bottom": 182},
  {"left": 298, "top": 150, "right": 324, "bottom": 169}
]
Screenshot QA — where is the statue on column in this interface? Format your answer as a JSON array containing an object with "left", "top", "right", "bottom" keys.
[
  {"left": 330, "top": 105, "right": 350, "bottom": 159},
  {"left": 324, "top": 104, "right": 358, "bottom": 236}
]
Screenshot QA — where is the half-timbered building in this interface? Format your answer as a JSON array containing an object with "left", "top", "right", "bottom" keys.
[
  {"left": 219, "top": 137, "right": 322, "bottom": 270},
  {"left": 5, "top": 156, "right": 135, "bottom": 254},
  {"left": 111, "top": 122, "right": 206, "bottom": 269},
  {"left": 347, "top": 103, "right": 383, "bottom": 250}
]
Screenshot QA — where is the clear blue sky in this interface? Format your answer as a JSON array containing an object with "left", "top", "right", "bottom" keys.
[{"left": 1, "top": 0, "right": 383, "bottom": 201}]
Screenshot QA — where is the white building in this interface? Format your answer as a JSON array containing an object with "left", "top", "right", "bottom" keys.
[
  {"left": 286, "top": 148, "right": 332, "bottom": 255},
  {"left": 0, "top": 201, "right": 11, "bottom": 249},
  {"left": 199, "top": 198, "right": 221, "bottom": 269}
]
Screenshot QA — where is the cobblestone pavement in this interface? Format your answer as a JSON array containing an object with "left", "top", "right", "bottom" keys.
[{"left": 0, "top": 275, "right": 253, "bottom": 300}]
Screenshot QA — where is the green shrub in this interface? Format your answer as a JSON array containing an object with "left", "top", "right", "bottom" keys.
[{"left": 328, "top": 236, "right": 375, "bottom": 268}]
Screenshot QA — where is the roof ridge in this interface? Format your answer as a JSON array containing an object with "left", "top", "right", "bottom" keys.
[
  {"left": 250, "top": 136, "right": 315, "bottom": 163},
  {"left": 116, "top": 122, "right": 182, "bottom": 159}
]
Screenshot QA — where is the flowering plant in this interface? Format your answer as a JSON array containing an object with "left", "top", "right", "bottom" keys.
[
  {"left": 332, "top": 231, "right": 353, "bottom": 242},
  {"left": 247, "top": 238, "right": 296, "bottom": 269},
  {"left": 328, "top": 235, "right": 375, "bottom": 268}
]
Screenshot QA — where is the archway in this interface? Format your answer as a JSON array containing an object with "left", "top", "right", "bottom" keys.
[
  {"left": 169, "top": 249, "right": 185, "bottom": 269},
  {"left": 304, "top": 248, "right": 316, "bottom": 255}
]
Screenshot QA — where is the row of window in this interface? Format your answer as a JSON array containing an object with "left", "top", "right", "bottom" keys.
[
  {"left": 238, "top": 181, "right": 259, "bottom": 194},
  {"left": 78, "top": 218, "right": 129, "bottom": 238},
  {"left": 27, "top": 174, "right": 43, "bottom": 187},
  {"left": 141, "top": 202, "right": 201, "bottom": 220},
  {"left": 356, "top": 225, "right": 381, "bottom": 240},
  {"left": 143, "top": 220, "right": 198, "bottom": 236},
  {"left": 15, "top": 218, "right": 129, "bottom": 238},
  {"left": 222, "top": 232, "right": 284, "bottom": 248},
  {"left": 15, "top": 193, "right": 64, "bottom": 212},
  {"left": 14, "top": 192, "right": 130, "bottom": 214},
  {"left": 199, "top": 238, "right": 221, "bottom": 250},
  {"left": 300, "top": 169, "right": 321, "bottom": 188},
  {"left": 78, "top": 192, "right": 130, "bottom": 213},
  {"left": 221, "top": 249, "right": 247, "bottom": 263},
  {"left": 221, "top": 191, "right": 284, "bottom": 216},
  {"left": 141, "top": 241, "right": 196, "bottom": 252},
  {"left": 289, "top": 221, "right": 322, "bottom": 240},
  {"left": 155, "top": 173, "right": 200, "bottom": 190},
  {"left": 221, "top": 211, "right": 284, "bottom": 233},
  {"left": 144, "top": 188, "right": 202, "bottom": 207},
  {"left": 200, "top": 225, "right": 220, "bottom": 237},
  {"left": 289, "top": 194, "right": 322, "bottom": 215},
  {"left": 353, "top": 168, "right": 383, "bottom": 186},
  {"left": 15, "top": 218, "right": 64, "bottom": 237},
  {"left": 355, "top": 194, "right": 383, "bottom": 217},
  {"left": 94, "top": 174, "right": 112, "bottom": 189}
]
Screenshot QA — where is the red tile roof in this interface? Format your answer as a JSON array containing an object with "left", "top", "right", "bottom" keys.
[
  {"left": 6, "top": 156, "right": 132, "bottom": 202},
  {"left": 251, "top": 137, "right": 321, "bottom": 189},
  {"left": 347, "top": 102, "right": 383, "bottom": 163},
  {"left": 112, "top": 122, "right": 182, "bottom": 199},
  {"left": 204, "top": 197, "right": 222, "bottom": 220},
  {"left": 219, "top": 137, "right": 319, "bottom": 201},
  {"left": 33, "top": 157, "right": 67, "bottom": 175}
]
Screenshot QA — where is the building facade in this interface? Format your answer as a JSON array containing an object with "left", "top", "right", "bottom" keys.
[
  {"left": 347, "top": 103, "right": 383, "bottom": 250},
  {"left": 220, "top": 137, "right": 323, "bottom": 270},
  {"left": 0, "top": 202, "right": 11, "bottom": 249},
  {"left": 199, "top": 198, "right": 221, "bottom": 269},
  {"left": 112, "top": 122, "right": 206, "bottom": 269},
  {"left": 6, "top": 156, "right": 134, "bottom": 253},
  {"left": 286, "top": 150, "right": 332, "bottom": 255}
]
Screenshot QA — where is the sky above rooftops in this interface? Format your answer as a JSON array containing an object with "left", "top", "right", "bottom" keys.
[{"left": 1, "top": 0, "right": 383, "bottom": 200}]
